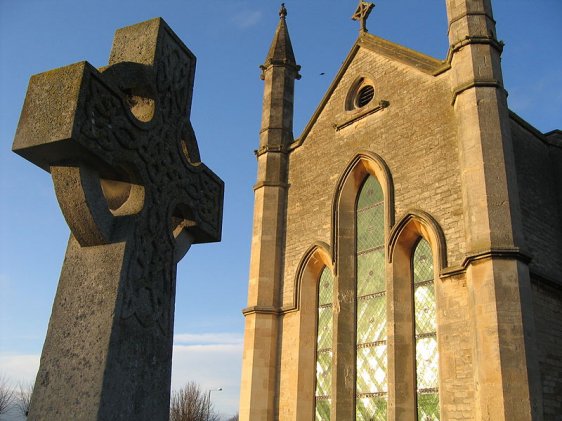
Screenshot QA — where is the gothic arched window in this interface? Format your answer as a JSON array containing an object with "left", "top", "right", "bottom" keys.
[
  {"left": 315, "top": 266, "right": 334, "bottom": 420},
  {"left": 413, "top": 238, "right": 440, "bottom": 421},
  {"left": 356, "top": 176, "right": 387, "bottom": 420}
]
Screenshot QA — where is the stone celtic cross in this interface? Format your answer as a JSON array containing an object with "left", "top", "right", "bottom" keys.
[
  {"left": 352, "top": 1, "right": 375, "bottom": 33},
  {"left": 12, "top": 18, "right": 223, "bottom": 420}
]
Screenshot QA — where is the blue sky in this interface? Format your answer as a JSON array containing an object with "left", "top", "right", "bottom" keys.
[{"left": 0, "top": 0, "right": 560, "bottom": 418}]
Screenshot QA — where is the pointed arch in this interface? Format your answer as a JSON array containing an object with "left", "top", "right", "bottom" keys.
[
  {"left": 386, "top": 210, "right": 446, "bottom": 420},
  {"left": 328, "top": 151, "right": 394, "bottom": 419},
  {"left": 387, "top": 210, "right": 447, "bottom": 271},
  {"left": 292, "top": 241, "right": 333, "bottom": 311},
  {"left": 331, "top": 150, "right": 394, "bottom": 273},
  {"left": 288, "top": 242, "right": 333, "bottom": 420}
]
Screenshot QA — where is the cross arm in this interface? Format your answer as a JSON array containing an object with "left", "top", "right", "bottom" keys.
[
  {"left": 12, "top": 61, "right": 131, "bottom": 182},
  {"left": 176, "top": 164, "right": 224, "bottom": 244}
]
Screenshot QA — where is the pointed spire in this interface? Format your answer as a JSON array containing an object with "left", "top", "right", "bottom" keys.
[{"left": 261, "top": 3, "right": 300, "bottom": 79}]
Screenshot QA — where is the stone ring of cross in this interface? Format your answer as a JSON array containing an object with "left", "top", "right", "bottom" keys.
[{"left": 13, "top": 18, "right": 223, "bottom": 263}]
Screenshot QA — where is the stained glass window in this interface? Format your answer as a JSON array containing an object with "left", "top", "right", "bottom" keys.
[
  {"left": 356, "top": 176, "right": 387, "bottom": 421},
  {"left": 316, "top": 267, "right": 334, "bottom": 420},
  {"left": 413, "top": 238, "right": 440, "bottom": 421}
]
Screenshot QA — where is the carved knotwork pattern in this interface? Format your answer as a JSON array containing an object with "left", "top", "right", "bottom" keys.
[{"left": 76, "top": 28, "right": 221, "bottom": 335}]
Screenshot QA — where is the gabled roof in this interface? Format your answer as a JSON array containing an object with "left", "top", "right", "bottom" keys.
[
  {"left": 359, "top": 33, "right": 450, "bottom": 76},
  {"left": 291, "top": 32, "right": 450, "bottom": 149}
]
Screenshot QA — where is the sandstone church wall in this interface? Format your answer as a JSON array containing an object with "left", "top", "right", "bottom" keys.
[
  {"left": 511, "top": 119, "right": 562, "bottom": 278},
  {"left": 276, "top": 45, "right": 480, "bottom": 418},
  {"left": 283, "top": 48, "right": 464, "bottom": 307},
  {"left": 511, "top": 118, "right": 562, "bottom": 418},
  {"left": 242, "top": 3, "right": 559, "bottom": 418},
  {"left": 531, "top": 280, "right": 562, "bottom": 419}
]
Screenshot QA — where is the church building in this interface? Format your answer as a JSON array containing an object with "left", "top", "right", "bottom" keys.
[{"left": 239, "top": 1, "right": 562, "bottom": 420}]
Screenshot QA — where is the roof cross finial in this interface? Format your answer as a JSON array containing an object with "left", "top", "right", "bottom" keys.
[
  {"left": 352, "top": 1, "right": 375, "bottom": 33},
  {"left": 279, "top": 3, "right": 287, "bottom": 19}
]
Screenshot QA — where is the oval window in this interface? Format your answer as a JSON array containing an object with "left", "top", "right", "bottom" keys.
[{"left": 356, "top": 85, "right": 375, "bottom": 108}]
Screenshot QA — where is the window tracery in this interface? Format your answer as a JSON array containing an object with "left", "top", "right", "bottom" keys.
[
  {"left": 413, "top": 238, "right": 440, "bottom": 421},
  {"left": 315, "top": 267, "right": 334, "bottom": 420},
  {"left": 356, "top": 176, "right": 387, "bottom": 420}
]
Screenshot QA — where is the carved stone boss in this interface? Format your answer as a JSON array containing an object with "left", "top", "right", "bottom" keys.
[{"left": 13, "top": 18, "right": 223, "bottom": 420}]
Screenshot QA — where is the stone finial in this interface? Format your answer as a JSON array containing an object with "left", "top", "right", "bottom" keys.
[
  {"left": 279, "top": 3, "right": 287, "bottom": 19},
  {"left": 352, "top": 1, "right": 375, "bottom": 33}
]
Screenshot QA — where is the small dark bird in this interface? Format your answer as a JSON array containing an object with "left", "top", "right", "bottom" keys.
[{"left": 320, "top": 72, "right": 325, "bottom": 75}]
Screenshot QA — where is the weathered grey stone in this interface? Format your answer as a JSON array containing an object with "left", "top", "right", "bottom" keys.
[{"left": 12, "top": 18, "right": 224, "bottom": 421}]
